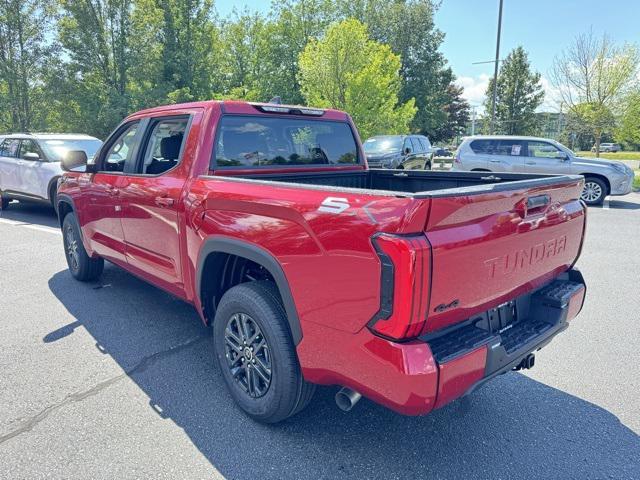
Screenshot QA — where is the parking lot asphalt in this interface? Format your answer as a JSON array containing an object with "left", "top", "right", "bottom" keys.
[{"left": 0, "top": 195, "right": 639, "bottom": 480}]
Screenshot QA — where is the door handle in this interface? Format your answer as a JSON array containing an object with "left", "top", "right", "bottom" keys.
[
  {"left": 155, "top": 196, "right": 175, "bottom": 207},
  {"left": 525, "top": 161, "right": 536, "bottom": 165},
  {"left": 489, "top": 159, "right": 501, "bottom": 163},
  {"left": 107, "top": 187, "right": 119, "bottom": 196}
]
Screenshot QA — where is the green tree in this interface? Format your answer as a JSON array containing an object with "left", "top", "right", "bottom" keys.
[
  {"left": 0, "top": 0, "right": 54, "bottom": 132},
  {"left": 53, "top": 0, "right": 135, "bottom": 137},
  {"left": 431, "top": 83, "right": 470, "bottom": 142},
  {"left": 615, "top": 90, "right": 640, "bottom": 149},
  {"left": 298, "top": 19, "right": 415, "bottom": 139},
  {"left": 484, "top": 46, "right": 544, "bottom": 135},
  {"left": 155, "top": 0, "right": 221, "bottom": 103},
  {"left": 266, "top": 0, "right": 337, "bottom": 104},
  {"left": 552, "top": 30, "right": 639, "bottom": 156},
  {"left": 218, "top": 10, "right": 270, "bottom": 101},
  {"left": 335, "top": 0, "right": 453, "bottom": 137}
]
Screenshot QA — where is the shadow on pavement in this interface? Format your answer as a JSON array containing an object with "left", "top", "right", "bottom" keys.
[
  {"left": 47, "top": 266, "right": 639, "bottom": 479},
  {"left": 606, "top": 199, "right": 640, "bottom": 210},
  {"left": 0, "top": 201, "right": 58, "bottom": 228}
]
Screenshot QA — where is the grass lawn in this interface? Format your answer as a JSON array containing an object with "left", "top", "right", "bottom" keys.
[
  {"left": 634, "top": 170, "right": 640, "bottom": 190},
  {"left": 576, "top": 151, "right": 640, "bottom": 161}
]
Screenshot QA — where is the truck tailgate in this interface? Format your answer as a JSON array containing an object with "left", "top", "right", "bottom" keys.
[{"left": 423, "top": 176, "right": 586, "bottom": 333}]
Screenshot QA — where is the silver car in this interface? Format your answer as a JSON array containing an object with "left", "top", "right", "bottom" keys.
[{"left": 452, "top": 136, "right": 634, "bottom": 205}]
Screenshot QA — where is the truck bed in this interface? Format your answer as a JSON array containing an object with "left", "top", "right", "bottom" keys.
[
  {"left": 232, "top": 168, "right": 583, "bottom": 198},
  {"left": 211, "top": 167, "right": 586, "bottom": 335}
]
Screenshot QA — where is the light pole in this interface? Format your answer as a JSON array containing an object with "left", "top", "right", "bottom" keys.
[{"left": 490, "top": 0, "right": 504, "bottom": 134}]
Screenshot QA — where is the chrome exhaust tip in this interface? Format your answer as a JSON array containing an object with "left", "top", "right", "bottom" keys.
[{"left": 335, "top": 387, "right": 362, "bottom": 412}]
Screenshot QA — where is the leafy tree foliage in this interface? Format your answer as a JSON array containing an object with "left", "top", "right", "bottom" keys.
[
  {"left": 0, "top": 0, "right": 54, "bottom": 131},
  {"left": 484, "top": 46, "right": 544, "bottom": 135},
  {"left": 0, "top": 0, "right": 466, "bottom": 142},
  {"left": 615, "top": 90, "right": 640, "bottom": 149},
  {"left": 552, "top": 31, "right": 639, "bottom": 155},
  {"left": 298, "top": 19, "right": 416, "bottom": 139},
  {"left": 431, "top": 83, "right": 470, "bottom": 142}
]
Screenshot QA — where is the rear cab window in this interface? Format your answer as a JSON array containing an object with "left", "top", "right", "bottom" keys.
[{"left": 212, "top": 116, "right": 359, "bottom": 169}]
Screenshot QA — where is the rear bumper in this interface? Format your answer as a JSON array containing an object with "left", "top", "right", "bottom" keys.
[{"left": 298, "top": 269, "right": 586, "bottom": 415}]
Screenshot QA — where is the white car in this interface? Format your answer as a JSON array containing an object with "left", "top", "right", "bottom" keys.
[
  {"left": 0, "top": 133, "right": 102, "bottom": 211},
  {"left": 452, "top": 135, "right": 635, "bottom": 205}
]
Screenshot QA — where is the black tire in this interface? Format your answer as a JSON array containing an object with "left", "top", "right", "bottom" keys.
[
  {"left": 62, "top": 213, "right": 104, "bottom": 281},
  {"left": 581, "top": 176, "right": 607, "bottom": 205},
  {"left": 213, "top": 280, "right": 315, "bottom": 423},
  {"left": 0, "top": 192, "right": 9, "bottom": 210},
  {"left": 49, "top": 182, "right": 58, "bottom": 214}
]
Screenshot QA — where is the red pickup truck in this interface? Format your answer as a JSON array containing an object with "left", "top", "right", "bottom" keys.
[{"left": 57, "top": 100, "right": 587, "bottom": 423}]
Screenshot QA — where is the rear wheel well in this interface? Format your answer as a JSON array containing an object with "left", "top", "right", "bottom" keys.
[
  {"left": 201, "top": 252, "right": 279, "bottom": 325},
  {"left": 580, "top": 173, "right": 610, "bottom": 195}
]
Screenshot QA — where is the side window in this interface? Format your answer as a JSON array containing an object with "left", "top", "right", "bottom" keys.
[
  {"left": 495, "top": 139, "right": 524, "bottom": 156},
  {"left": 0, "top": 139, "right": 21, "bottom": 158},
  {"left": 527, "top": 141, "right": 563, "bottom": 158},
  {"left": 419, "top": 137, "right": 431, "bottom": 151},
  {"left": 100, "top": 123, "right": 140, "bottom": 172},
  {"left": 139, "top": 116, "right": 189, "bottom": 175},
  {"left": 403, "top": 138, "right": 413, "bottom": 154},
  {"left": 410, "top": 137, "right": 422, "bottom": 153},
  {"left": 470, "top": 139, "right": 495, "bottom": 154},
  {"left": 19, "top": 140, "right": 43, "bottom": 160}
]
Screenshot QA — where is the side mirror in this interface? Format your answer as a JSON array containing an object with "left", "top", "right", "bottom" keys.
[
  {"left": 557, "top": 152, "right": 569, "bottom": 161},
  {"left": 23, "top": 152, "right": 40, "bottom": 161},
  {"left": 61, "top": 150, "right": 88, "bottom": 172},
  {"left": 404, "top": 147, "right": 411, "bottom": 155}
]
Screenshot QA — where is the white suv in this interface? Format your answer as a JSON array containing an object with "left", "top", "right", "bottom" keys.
[
  {"left": 452, "top": 136, "right": 635, "bottom": 205},
  {"left": 0, "top": 133, "right": 102, "bottom": 211}
]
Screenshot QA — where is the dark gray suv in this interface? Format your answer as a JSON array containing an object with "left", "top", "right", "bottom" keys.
[{"left": 363, "top": 135, "right": 433, "bottom": 170}]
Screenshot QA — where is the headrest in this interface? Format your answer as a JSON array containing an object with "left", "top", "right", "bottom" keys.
[{"left": 160, "top": 134, "right": 183, "bottom": 160}]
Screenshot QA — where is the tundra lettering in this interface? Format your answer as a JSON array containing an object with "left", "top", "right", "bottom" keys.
[{"left": 484, "top": 235, "right": 568, "bottom": 279}]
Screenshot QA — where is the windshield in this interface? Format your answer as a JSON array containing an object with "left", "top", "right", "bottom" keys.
[
  {"left": 40, "top": 138, "right": 102, "bottom": 161},
  {"left": 363, "top": 136, "right": 403, "bottom": 155},
  {"left": 213, "top": 116, "right": 359, "bottom": 168}
]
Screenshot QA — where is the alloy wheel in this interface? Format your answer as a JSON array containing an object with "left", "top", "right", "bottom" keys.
[
  {"left": 65, "top": 224, "right": 80, "bottom": 270},
  {"left": 224, "top": 312, "right": 272, "bottom": 398},
  {"left": 581, "top": 181, "right": 603, "bottom": 203}
]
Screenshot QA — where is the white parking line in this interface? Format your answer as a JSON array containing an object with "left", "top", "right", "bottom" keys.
[{"left": 0, "top": 217, "right": 61, "bottom": 235}]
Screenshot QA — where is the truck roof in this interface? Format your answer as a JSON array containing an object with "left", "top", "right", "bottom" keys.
[{"left": 130, "top": 100, "right": 350, "bottom": 121}]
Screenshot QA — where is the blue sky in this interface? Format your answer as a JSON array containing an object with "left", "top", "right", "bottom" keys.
[{"left": 216, "top": 0, "right": 640, "bottom": 109}]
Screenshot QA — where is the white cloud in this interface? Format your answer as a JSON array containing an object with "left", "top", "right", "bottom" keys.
[
  {"left": 456, "top": 74, "right": 491, "bottom": 109},
  {"left": 456, "top": 74, "right": 562, "bottom": 113}
]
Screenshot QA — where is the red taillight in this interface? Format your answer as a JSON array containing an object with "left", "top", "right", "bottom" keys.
[{"left": 368, "top": 234, "right": 432, "bottom": 340}]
